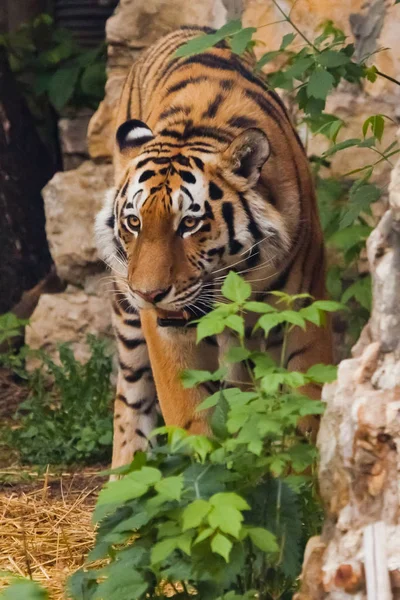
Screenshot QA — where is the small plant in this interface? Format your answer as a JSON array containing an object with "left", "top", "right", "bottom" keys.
[
  {"left": 0, "top": 574, "right": 48, "bottom": 600},
  {"left": 67, "top": 274, "right": 339, "bottom": 600},
  {"left": 0, "top": 14, "right": 106, "bottom": 114},
  {"left": 4, "top": 335, "right": 113, "bottom": 465},
  {"left": 0, "top": 13, "right": 106, "bottom": 158}
]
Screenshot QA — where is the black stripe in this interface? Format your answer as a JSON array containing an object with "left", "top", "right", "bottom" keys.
[
  {"left": 220, "top": 79, "right": 234, "bottom": 90},
  {"left": 244, "top": 88, "right": 285, "bottom": 129},
  {"left": 120, "top": 179, "right": 130, "bottom": 197},
  {"left": 124, "top": 367, "right": 151, "bottom": 383},
  {"left": 207, "top": 246, "right": 224, "bottom": 258},
  {"left": 209, "top": 181, "right": 223, "bottom": 200},
  {"left": 181, "top": 185, "right": 194, "bottom": 203},
  {"left": 159, "top": 128, "right": 182, "bottom": 140},
  {"left": 166, "top": 76, "right": 208, "bottom": 95},
  {"left": 179, "top": 53, "right": 268, "bottom": 96},
  {"left": 228, "top": 116, "right": 258, "bottom": 129},
  {"left": 123, "top": 318, "right": 141, "bottom": 327},
  {"left": 204, "top": 200, "right": 214, "bottom": 220},
  {"left": 136, "top": 156, "right": 170, "bottom": 169},
  {"left": 197, "top": 223, "right": 211, "bottom": 233},
  {"left": 135, "top": 428, "right": 148, "bottom": 438},
  {"left": 222, "top": 202, "right": 243, "bottom": 255},
  {"left": 183, "top": 125, "right": 232, "bottom": 144},
  {"left": 238, "top": 193, "right": 263, "bottom": 241},
  {"left": 179, "top": 170, "right": 196, "bottom": 184},
  {"left": 118, "top": 296, "right": 138, "bottom": 315},
  {"left": 192, "top": 156, "right": 204, "bottom": 171},
  {"left": 139, "top": 170, "right": 156, "bottom": 183},
  {"left": 117, "top": 332, "right": 146, "bottom": 350},
  {"left": 285, "top": 343, "right": 312, "bottom": 368},
  {"left": 202, "top": 93, "right": 224, "bottom": 119},
  {"left": 174, "top": 154, "right": 191, "bottom": 167},
  {"left": 114, "top": 237, "right": 127, "bottom": 260},
  {"left": 106, "top": 214, "right": 115, "bottom": 229},
  {"left": 159, "top": 105, "right": 190, "bottom": 120}
]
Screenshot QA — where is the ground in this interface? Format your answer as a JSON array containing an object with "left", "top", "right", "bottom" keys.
[{"left": 0, "top": 368, "right": 107, "bottom": 600}]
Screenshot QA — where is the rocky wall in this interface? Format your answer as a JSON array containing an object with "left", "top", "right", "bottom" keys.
[{"left": 296, "top": 138, "right": 400, "bottom": 599}]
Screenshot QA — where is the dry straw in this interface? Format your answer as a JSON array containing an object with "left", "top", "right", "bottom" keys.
[{"left": 0, "top": 468, "right": 104, "bottom": 600}]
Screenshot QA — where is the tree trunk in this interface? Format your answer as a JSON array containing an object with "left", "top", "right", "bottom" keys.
[
  {"left": 0, "top": 49, "right": 60, "bottom": 317},
  {"left": 296, "top": 134, "right": 400, "bottom": 599}
]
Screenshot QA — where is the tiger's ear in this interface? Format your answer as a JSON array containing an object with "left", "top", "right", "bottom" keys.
[
  {"left": 223, "top": 128, "right": 270, "bottom": 187},
  {"left": 116, "top": 119, "right": 155, "bottom": 152}
]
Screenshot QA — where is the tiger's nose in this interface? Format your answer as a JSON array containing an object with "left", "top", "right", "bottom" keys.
[{"left": 133, "top": 287, "right": 171, "bottom": 304}]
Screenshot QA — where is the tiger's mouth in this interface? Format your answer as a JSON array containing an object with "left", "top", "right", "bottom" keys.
[
  {"left": 155, "top": 301, "right": 213, "bottom": 328},
  {"left": 155, "top": 307, "right": 192, "bottom": 328}
]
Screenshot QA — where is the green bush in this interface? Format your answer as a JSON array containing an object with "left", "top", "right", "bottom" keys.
[
  {"left": 67, "top": 273, "right": 337, "bottom": 600},
  {"left": 3, "top": 335, "right": 113, "bottom": 465}
]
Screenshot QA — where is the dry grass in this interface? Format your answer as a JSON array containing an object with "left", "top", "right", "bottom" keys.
[{"left": 0, "top": 468, "right": 105, "bottom": 599}]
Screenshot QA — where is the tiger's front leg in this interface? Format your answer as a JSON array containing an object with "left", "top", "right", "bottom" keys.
[
  {"left": 111, "top": 296, "right": 158, "bottom": 471},
  {"left": 140, "top": 310, "right": 219, "bottom": 435}
]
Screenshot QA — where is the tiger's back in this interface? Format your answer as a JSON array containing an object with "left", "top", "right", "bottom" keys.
[{"left": 96, "top": 27, "right": 332, "bottom": 471}]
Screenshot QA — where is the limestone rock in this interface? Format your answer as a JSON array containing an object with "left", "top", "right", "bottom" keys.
[
  {"left": 26, "top": 283, "right": 114, "bottom": 366},
  {"left": 42, "top": 161, "right": 114, "bottom": 286},
  {"left": 88, "top": 0, "right": 227, "bottom": 160},
  {"left": 298, "top": 151, "right": 400, "bottom": 599},
  {"left": 58, "top": 109, "right": 93, "bottom": 171}
]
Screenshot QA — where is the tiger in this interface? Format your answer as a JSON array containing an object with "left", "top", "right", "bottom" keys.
[{"left": 95, "top": 26, "right": 333, "bottom": 471}]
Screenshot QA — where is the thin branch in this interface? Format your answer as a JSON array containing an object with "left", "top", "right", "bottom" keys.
[
  {"left": 271, "top": 0, "right": 319, "bottom": 51},
  {"left": 375, "top": 68, "right": 400, "bottom": 87}
]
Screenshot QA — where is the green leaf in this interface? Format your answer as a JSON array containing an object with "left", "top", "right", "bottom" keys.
[
  {"left": 279, "top": 310, "right": 306, "bottom": 330},
  {"left": 317, "top": 50, "right": 350, "bottom": 67},
  {"left": 323, "top": 138, "right": 361, "bottom": 157},
  {"left": 174, "top": 33, "right": 220, "bottom": 58},
  {"left": 181, "top": 367, "right": 226, "bottom": 388},
  {"left": 0, "top": 579, "right": 48, "bottom": 600},
  {"left": 280, "top": 33, "right": 296, "bottom": 50},
  {"left": 196, "top": 391, "right": 221, "bottom": 412},
  {"left": 311, "top": 300, "right": 344, "bottom": 312},
  {"left": 222, "top": 271, "right": 251, "bottom": 303},
  {"left": 96, "top": 478, "right": 148, "bottom": 507},
  {"left": 193, "top": 527, "right": 214, "bottom": 544},
  {"left": 151, "top": 537, "right": 178, "bottom": 564},
  {"left": 244, "top": 301, "right": 277, "bottom": 313},
  {"left": 225, "top": 314, "right": 245, "bottom": 337},
  {"left": 299, "top": 304, "right": 322, "bottom": 326},
  {"left": 225, "top": 346, "right": 251, "bottom": 363},
  {"left": 365, "top": 65, "right": 378, "bottom": 82},
  {"left": 48, "top": 65, "right": 80, "bottom": 112},
  {"left": 174, "top": 20, "right": 242, "bottom": 58},
  {"left": 341, "top": 276, "right": 372, "bottom": 311},
  {"left": 362, "top": 114, "right": 385, "bottom": 143},
  {"left": 230, "top": 27, "right": 257, "bottom": 55},
  {"left": 339, "top": 183, "right": 380, "bottom": 229},
  {"left": 211, "top": 533, "right": 233, "bottom": 562},
  {"left": 306, "top": 67, "right": 334, "bottom": 100},
  {"left": 197, "top": 317, "right": 226, "bottom": 342},
  {"left": 96, "top": 467, "right": 161, "bottom": 506},
  {"left": 257, "top": 50, "right": 281, "bottom": 69},
  {"left": 247, "top": 527, "right": 279, "bottom": 553},
  {"left": 155, "top": 475, "right": 184, "bottom": 500},
  {"left": 210, "top": 492, "right": 250, "bottom": 511},
  {"left": 182, "top": 499, "right": 211, "bottom": 530},
  {"left": 306, "top": 363, "right": 337, "bottom": 383}
]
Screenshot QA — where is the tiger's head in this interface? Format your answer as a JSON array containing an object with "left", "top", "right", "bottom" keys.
[{"left": 96, "top": 119, "right": 290, "bottom": 322}]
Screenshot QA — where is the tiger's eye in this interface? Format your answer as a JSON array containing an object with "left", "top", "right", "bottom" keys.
[
  {"left": 127, "top": 215, "right": 140, "bottom": 231},
  {"left": 182, "top": 216, "right": 198, "bottom": 230}
]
